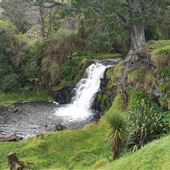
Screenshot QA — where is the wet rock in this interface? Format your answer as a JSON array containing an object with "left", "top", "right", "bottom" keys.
[
  {"left": 92, "top": 58, "right": 121, "bottom": 66},
  {"left": 8, "top": 105, "right": 18, "bottom": 113},
  {"left": 56, "top": 124, "right": 66, "bottom": 131},
  {"left": 53, "top": 86, "right": 73, "bottom": 104},
  {"left": 93, "top": 110, "right": 101, "bottom": 121}
]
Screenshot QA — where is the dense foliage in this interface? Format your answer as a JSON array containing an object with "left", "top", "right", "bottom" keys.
[
  {"left": 128, "top": 99, "right": 169, "bottom": 150},
  {"left": 0, "top": 1, "right": 170, "bottom": 170},
  {"left": 0, "top": 0, "right": 169, "bottom": 92}
]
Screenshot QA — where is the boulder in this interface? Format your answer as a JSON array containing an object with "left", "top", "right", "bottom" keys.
[{"left": 8, "top": 105, "right": 18, "bottom": 113}]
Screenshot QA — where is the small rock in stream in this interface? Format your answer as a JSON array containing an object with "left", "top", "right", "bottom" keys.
[
  {"left": 56, "top": 124, "right": 66, "bottom": 131},
  {"left": 8, "top": 105, "right": 18, "bottom": 113}
]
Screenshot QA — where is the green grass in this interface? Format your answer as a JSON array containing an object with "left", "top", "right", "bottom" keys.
[
  {"left": 153, "top": 45, "right": 170, "bottom": 56},
  {"left": 0, "top": 91, "right": 52, "bottom": 106},
  {"left": 100, "top": 134, "right": 170, "bottom": 170},
  {"left": 95, "top": 53, "right": 122, "bottom": 59},
  {"left": 1, "top": 118, "right": 170, "bottom": 170},
  {"left": 149, "top": 40, "right": 170, "bottom": 49},
  {"left": 0, "top": 120, "right": 111, "bottom": 170},
  {"left": 149, "top": 40, "right": 170, "bottom": 69}
]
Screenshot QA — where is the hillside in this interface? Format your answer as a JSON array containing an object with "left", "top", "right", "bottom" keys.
[
  {"left": 101, "top": 135, "right": 170, "bottom": 170},
  {"left": 1, "top": 119, "right": 170, "bottom": 170},
  {"left": 0, "top": 119, "right": 111, "bottom": 170}
]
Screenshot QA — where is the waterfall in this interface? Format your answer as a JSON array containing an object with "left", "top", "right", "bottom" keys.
[{"left": 55, "top": 62, "right": 111, "bottom": 121}]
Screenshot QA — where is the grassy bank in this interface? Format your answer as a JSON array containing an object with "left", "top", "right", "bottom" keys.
[
  {"left": 0, "top": 119, "right": 111, "bottom": 170},
  {"left": 0, "top": 91, "right": 52, "bottom": 107},
  {"left": 100, "top": 134, "right": 170, "bottom": 170},
  {"left": 1, "top": 118, "right": 170, "bottom": 170}
]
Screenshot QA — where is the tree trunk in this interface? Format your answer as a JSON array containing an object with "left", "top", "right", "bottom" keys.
[
  {"left": 7, "top": 152, "right": 24, "bottom": 170},
  {"left": 130, "top": 24, "right": 145, "bottom": 52},
  {"left": 38, "top": 4, "right": 46, "bottom": 38},
  {"left": 126, "top": 0, "right": 146, "bottom": 52},
  {"left": 48, "top": 8, "right": 52, "bottom": 38},
  {"left": 112, "top": 138, "right": 122, "bottom": 160}
]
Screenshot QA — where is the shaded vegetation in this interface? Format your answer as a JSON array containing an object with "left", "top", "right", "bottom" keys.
[
  {"left": 0, "top": 0, "right": 170, "bottom": 169},
  {"left": 0, "top": 91, "right": 52, "bottom": 107}
]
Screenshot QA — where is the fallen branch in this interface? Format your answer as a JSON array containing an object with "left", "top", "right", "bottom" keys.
[{"left": 0, "top": 134, "right": 23, "bottom": 142}]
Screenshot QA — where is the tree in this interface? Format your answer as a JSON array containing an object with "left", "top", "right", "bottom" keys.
[
  {"left": 0, "top": 0, "right": 30, "bottom": 33},
  {"left": 121, "top": 0, "right": 169, "bottom": 53},
  {"left": 0, "top": 0, "right": 67, "bottom": 37},
  {"left": 123, "top": 0, "right": 145, "bottom": 52},
  {"left": 23, "top": 0, "right": 66, "bottom": 38},
  {"left": 107, "top": 112, "right": 128, "bottom": 160},
  {"left": 0, "top": 21, "right": 25, "bottom": 92},
  {"left": 71, "top": 0, "right": 169, "bottom": 54}
]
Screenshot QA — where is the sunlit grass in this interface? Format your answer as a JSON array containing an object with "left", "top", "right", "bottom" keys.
[
  {"left": 0, "top": 91, "right": 52, "bottom": 106},
  {"left": 0, "top": 120, "right": 111, "bottom": 170}
]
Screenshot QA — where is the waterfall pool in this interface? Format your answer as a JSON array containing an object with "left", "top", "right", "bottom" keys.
[{"left": 0, "top": 60, "right": 119, "bottom": 138}]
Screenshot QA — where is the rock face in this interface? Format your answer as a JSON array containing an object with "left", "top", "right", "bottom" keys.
[
  {"left": 53, "top": 86, "right": 73, "bottom": 104},
  {"left": 92, "top": 68, "right": 117, "bottom": 113},
  {"left": 92, "top": 77, "right": 107, "bottom": 112}
]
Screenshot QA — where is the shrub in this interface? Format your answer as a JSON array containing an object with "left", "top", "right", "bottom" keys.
[
  {"left": 60, "top": 52, "right": 90, "bottom": 82},
  {"left": 23, "top": 61, "right": 40, "bottom": 82},
  {"left": 0, "top": 73, "right": 20, "bottom": 92},
  {"left": 41, "top": 57, "right": 60, "bottom": 85},
  {"left": 151, "top": 45, "right": 170, "bottom": 68},
  {"left": 128, "top": 99, "right": 169, "bottom": 151},
  {"left": 0, "top": 22, "right": 26, "bottom": 92},
  {"left": 52, "top": 29, "right": 76, "bottom": 43}
]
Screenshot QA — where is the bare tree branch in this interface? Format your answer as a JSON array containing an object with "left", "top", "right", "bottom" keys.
[
  {"left": 24, "top": 0, "right": 65, "bottom": 9},
  {"left": 116, "top": 12, "right": 129, "bottom": 25}
]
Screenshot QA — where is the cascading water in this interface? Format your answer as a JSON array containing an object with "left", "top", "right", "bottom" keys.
[
  {"left": 55, "top": 62, "right": 111, "bottom": 121},
  {"left": 0, "top": 60, "right": 119, "bottom": 138}
]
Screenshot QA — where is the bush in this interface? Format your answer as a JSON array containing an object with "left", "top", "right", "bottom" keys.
[
  {"left": 60, "top": 52, "right": 90, "bottom": 83},
  {"left": 0, "top": 73, "right": 20, "bottom": 92},
  {"left": 41, "top": 57, "right": 60, "bottom": 85},
  {"left": 52, "top": 29, "right": 76, "bottom": 43},
  {"left": 128, "top": 99, "right": 169, "bottom": 151},
  {"left": 0, "top": 22, "right": 26, "bottom": 92},
  {"left": 23, "top": 61, "right": 40, "bottom": 82},
  {"left": 151, "top": 45, "right": 170, "bottom": 68}
]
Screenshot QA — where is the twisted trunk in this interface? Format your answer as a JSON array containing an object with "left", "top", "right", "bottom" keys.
[
  {"left": 126, "top": 0, "right": 146, "bottom": 52},
  {"left": 130, "top": 24, "right": 145, "bottom": 52},
  {"left": 38, "top": 2, "right": 46, "bottom": 38}
]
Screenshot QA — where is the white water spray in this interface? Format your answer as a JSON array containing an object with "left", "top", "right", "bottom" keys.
[{"left": 55, "top": 62, "right": 111, "bottom": 121}]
